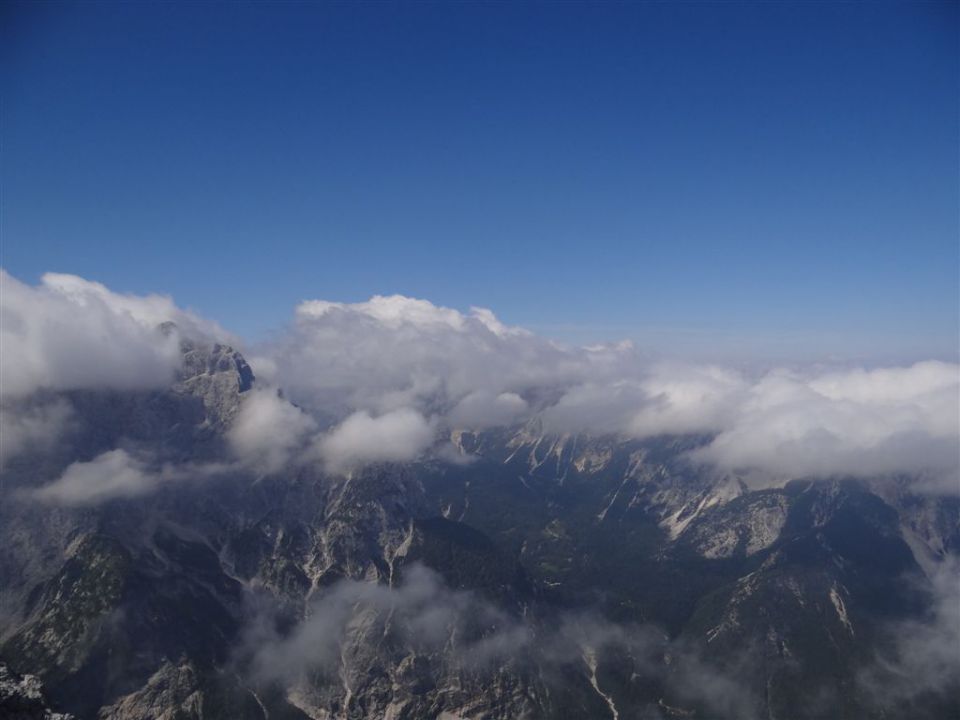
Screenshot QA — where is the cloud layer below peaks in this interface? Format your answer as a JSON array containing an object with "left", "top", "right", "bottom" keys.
[{"left": 2, "top": 271, "right": 957, "bottom": 489}]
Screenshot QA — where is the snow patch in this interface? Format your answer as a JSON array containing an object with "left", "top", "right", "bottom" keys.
[
  {"left": 829, "top": 584, "right": 854, "bottom": 636},
  {"left": 582, "top": 647, "right": 619, "bottom": 720}
]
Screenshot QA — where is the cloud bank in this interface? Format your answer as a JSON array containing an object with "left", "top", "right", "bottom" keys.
[
  {"left": 0, "top": 271, "right": 227, "bottom": 398},
  {"left": 263, "top": 292, "right": 958, "bottom": 487},
  {"left": 2, "top": 270, "right": 957, "bottom": 486},
  {"left": 693, "top": 362, "right": 959, "bottom": 486}
]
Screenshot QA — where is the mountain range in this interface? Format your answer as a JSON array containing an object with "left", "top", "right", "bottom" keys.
[{"left": 1, "top": 338, "right": 957, "bottom": 720}]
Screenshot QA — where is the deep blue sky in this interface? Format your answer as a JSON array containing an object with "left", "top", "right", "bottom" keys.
[{"left": 2, "top": 1, "right": 957, "bottom": 361}]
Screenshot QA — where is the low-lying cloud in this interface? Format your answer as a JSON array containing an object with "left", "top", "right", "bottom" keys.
[
  {"left": 32, "top": 449, "right": 158, "bottom": 505},
  {"left": 28, "top": 448, "right": 233, "bottom": 506},
  {"left": 227, "top": 387, "right": 318, "bottom": 475},
  {"left": 694, "top": 362, "right": 959, "bottom": 488},
  {"left": 263, "top": 293, "right": 958, "bottom": 487},
  {"left": 243, "top": 563, "right": 758, "bottom": 718},
  {"left": 0, "top": 271, "right": 227, "bottom": 399},
  {"left": 315, "top": 408, "right": 436, "bottom": 473},
  {"left": 247, "top": 564, "right": 530, "bottom": 685},
  {"left": 249, "top": 562, "right": 955, "bottom": 718},
  {"left": 2, "top": 270, "right": 957, "bottom": 485},
  {"left": 0, "top": 398, "right": 73, "bottom": 470},
  {"left": 858, "top": 560, "right": 960, "bottom": 713}
]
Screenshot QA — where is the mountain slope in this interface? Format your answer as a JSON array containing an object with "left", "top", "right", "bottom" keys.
[{"left": 1, "top": 344, "right": 956, "bottom": 719}]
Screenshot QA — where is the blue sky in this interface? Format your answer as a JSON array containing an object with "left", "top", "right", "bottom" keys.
[{"left": 2, "top": 1, "right": 957, "bottom": 361}]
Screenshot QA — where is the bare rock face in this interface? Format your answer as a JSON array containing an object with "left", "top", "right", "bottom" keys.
[
  {"left": 678, "top": 491, "right": 789, "bottom": 559},
  {"left": 98, "top": 661, "right": 203, "bottom": 720},
  {"left": 176, "top": 339, "right": 255, "bottom": 429},
  {"left": 0, "top": 663, "right": 75, "bottom": 720}
]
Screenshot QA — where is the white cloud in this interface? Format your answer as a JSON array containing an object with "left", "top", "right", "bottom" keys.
[
  {"left": 267, "top": 293, "right": 638, "bottom": 426},
  {"left": 2, "top": 269, "right": 956, "bottom": 485},
  {"left": 0, "top": 270, "right": 228, "bottom": 398},
  {"left": 540, "top": 381, "right": 648, "bottom": 436},
  {"left": 628, "top": 364, "right": 746, "bottom": 437},
  {"left": 693, "top": 362, "right": 959, "bottom": 487},
  {"left": 227, "top": 387, "right": 318, "bottom": 474},
  {"left": 0, "top": 398, "right": 72, "bottom": 469},
  {"left": 266, "top": 295, "right": 959, "bottom": 485},
  {"left": 32, "top": 449, "right": 157, "bottom": 505},
  {"left": 28, "top": 449, "right": 230, "bottom": 505},
  {"left": 448, "top": 391, "right": 528, "bottom": 429},
  {"left": 536, "top": 364, "right": 743, "bottom": 440},
  {"left": 40, "top": 272, "right": 230, "bottom": 340},
  {"left": 859, "top": 560, "right": 960, "bottom": 710},
  {"left": 297, "top": 294, "right": 470, "bottom": 331},
  {"left": 316, "top": 408, "right": 435, "bottom": 473}
]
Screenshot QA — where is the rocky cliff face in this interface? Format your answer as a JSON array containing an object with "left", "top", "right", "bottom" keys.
[{"left": 1, "top": 343, "right": 956, "bottom": 720}]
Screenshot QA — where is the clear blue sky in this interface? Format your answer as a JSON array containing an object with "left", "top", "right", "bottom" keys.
[{"left": 2, "top": 1, "right": 957, "bottom": 361}]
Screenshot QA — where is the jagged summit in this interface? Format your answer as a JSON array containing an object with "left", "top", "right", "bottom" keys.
[
  {"left": 159, "top": 321, "right": 258, "bottom": 429},
  {"left": 177, "top": 339, "right": 255, "bottom": 401},
  {"left": 158, "top": 320, "right": 255, "bottom": 393}
]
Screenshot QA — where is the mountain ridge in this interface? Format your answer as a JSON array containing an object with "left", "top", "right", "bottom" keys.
[{"left": 1, "top": 341, "right": 956, "bottom": 719}]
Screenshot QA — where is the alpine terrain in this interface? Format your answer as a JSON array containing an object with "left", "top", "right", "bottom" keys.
[{"left": 1, "top": 325, "right": 957, "bottom": 720}]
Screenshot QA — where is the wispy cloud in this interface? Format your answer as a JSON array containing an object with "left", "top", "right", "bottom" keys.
[
  {"left": 31, "top": 449, "right": 158, "bottom": 505},
  {"left": 241, "top": 563, "right": 759, "bottom": 719},
  {"left": 858, "top": 560, "right": 960, "bottom": 713},
  {"left": 28, "top": 448, "right": 232, "bottom": 505}
]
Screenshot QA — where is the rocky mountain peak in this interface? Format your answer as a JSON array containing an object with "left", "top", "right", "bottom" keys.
[
  {"left": 178, "top": 341, "right": 255, "bottom": 393},
  {"left": 171, "top": 333, "right": 256, "bottom": 429}
]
